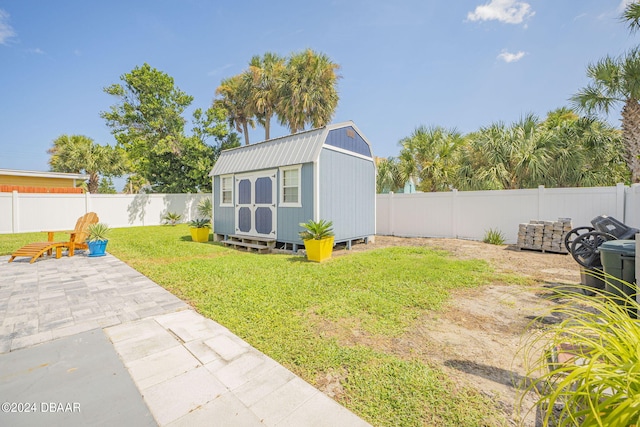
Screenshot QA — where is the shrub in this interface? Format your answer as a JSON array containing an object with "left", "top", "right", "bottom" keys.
[
  {"left": 520, "top": 274, "right": 640, "bottom": 426},
  {"left": 87, "top": 223, "right": 111, "bottom": 242},
  {"left": 197, "top": 197, "right": 212, "bottom": 220},
  {"left": 483, "top": 228, "right": 505, "bottom": 245},
  {"left": 162, "top": 212, "right": 182, "bottom": 226}
]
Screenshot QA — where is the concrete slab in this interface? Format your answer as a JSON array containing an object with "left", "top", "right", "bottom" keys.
[{"left": 0, "top": 329, "right": 156, "bottom": 427}]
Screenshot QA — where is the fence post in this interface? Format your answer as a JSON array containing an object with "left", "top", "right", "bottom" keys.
[
  {"left": 537, "top": 185, "right": 545, "bottom": 219},
  {"left": 11, "top": 190, "right": 18, "bottom": 233},
  {"left": 388, "top": 192, "right": 394, "bottom": 236},
  {"left": 85, "top": 191, "right": 92, "bottom": 214},
  {"left": 616, "top": 183, "right": 626, "bottom": 222},
  {"left": 452, "top": 189, "right": 458, "bottom": 238}
]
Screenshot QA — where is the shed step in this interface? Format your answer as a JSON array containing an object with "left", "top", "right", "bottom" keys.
[{"left": 223, "top": 240, "right": 271, "bottom": 254}]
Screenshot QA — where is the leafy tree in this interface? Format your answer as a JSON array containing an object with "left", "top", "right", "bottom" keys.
[
  {"left": 277, "top": 49, "right": 340, "bottom": 133},
  {"left": 623, "top": 1, "right": 640, "bottom": 32},
  {"left": 456, "top": 115, "right": 552, "bottom": 190},
  {"left": 398, "top": 126, "right": 464, "bottom": 192},
  {"left": 215, "top": 74, "right": 255, "bottom": 145},
  {"left": 47, "top": 134, "right": 126, "bottom": 193},
  {"left": 376, "top": 157, "right": 405, "bottom": 193},
  {"left": 98, "top": 177, "right": 117, "bottom": 194},
  {"left": 102, "top": 63, "right": 234, "bottom": 192},
  {"left": 571, "top": 48, "right": 640, "bottom": 183},
  {"left": 245, "top": 52, "right": 285, "bottom": 140},
  {"left": 542, "top": 110, "right": 628, "bottom": 187}
]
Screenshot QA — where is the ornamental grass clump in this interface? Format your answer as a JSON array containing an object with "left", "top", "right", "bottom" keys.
[
  {"left": 483, "top": 228, "right": 505, "bottom": 245},
  {"left": 520, "top": 273, "right": 640, "bottom": 426}
]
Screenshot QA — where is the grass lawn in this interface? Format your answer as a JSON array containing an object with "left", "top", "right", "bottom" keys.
[{"left": 1, "top": 225, "right": 525, "bottom": 426}]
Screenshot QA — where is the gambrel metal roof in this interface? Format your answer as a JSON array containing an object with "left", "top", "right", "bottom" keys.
[{"left": 209, "top": 121, "right": 372, "bottom": 176}]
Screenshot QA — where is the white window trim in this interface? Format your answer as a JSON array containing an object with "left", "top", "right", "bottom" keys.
[
  {"left": 220, "top": 174, "right": 234, "bottom": 207},
  {"left": 279, "top": 165, "right": 302, "bottom": 208}
]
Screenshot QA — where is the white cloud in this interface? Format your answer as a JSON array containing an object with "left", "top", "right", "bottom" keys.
[
  {"left": 0, "top": 9, "right": 16, "bottom": 45},
  {"left": 467, "top": 0, "right": 534, "bottom": 25},
  {"left": 497, "top": 50, "right": 526, "bottom": 63},
  {"left": 28, "top": 48, "right": 44, "bottom": 54}
]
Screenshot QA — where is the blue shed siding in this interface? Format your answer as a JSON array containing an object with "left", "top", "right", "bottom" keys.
[
  {"left": 325, "top": 127, "right": 371, "bottom": 157},
  {"left": 318, "top": 149, "right": 375, "bottom": 242},
  {"left": 212, "top": 176, "right": 234, "bottom": 235},
  {"left": 277, "top": 163, "right": 314, "bottom": 244}
]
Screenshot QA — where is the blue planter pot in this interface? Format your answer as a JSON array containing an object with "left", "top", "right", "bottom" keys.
[{"left": 87, "top": 240, "right": 108, "bottom": 257}]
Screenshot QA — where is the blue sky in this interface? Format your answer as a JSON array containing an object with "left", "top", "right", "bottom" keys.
[{"left": 0, "top": 0, "right": 638, "bottom": 186}]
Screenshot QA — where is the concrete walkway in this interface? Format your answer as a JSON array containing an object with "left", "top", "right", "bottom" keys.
[{"left": 0, "top": 253, "right": 370, "bottom": 426}]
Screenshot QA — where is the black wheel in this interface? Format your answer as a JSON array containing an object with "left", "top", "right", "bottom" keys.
[
  {"left": 570, "top": 231, "right": 617, "bottom": 268},
  {"left": 564, "top": 226, "right": 595, "bottom": 253}
]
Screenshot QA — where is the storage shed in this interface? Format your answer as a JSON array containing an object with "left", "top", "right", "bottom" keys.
[{"left": 209, "top": 121, "right": 376, "bottom": 251}]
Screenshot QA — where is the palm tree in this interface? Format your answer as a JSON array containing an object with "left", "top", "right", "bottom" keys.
[
  {"left": 48, "top": 134, "right": 126, "bottom": 193},
  {"left": 245, "top": 53, "right": 285, "bottom": 140},
  {"left": 375, "top": 157, "right": 405, "bottom": 193},
  {"left": 457, "top": 115, "right": 552, "bottom": 190},
  {"left": 398, "top": 126, "right": 464, "bottom": 192},
  {"left": 215, "top": 75, "right": 255, "bottom": 145},
  {"left": 623, "top": 1, "right": 640, "bottom": 32},
  {"left": 277, "top": 49, "right": 340, "bottom": 133},
  {"left": 571, "top": 47, "right": 640, "bottom": 182}
]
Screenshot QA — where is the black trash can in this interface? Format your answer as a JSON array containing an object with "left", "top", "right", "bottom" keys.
[
  {"left": 580, "top": 267, "right": 605, "bottom": 296},
  {"left": 599, "top": 240, "right": 637, "bottom": 317}
]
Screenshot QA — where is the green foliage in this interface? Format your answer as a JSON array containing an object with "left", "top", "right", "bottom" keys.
[
  {"left": 376, "top": 157, "right": 405, "bottom": 193},
  {"left": 483, "top": 228, "right": 505, "bottom": 245},
  {"left": 162, "top": 212, "right": 182, "bottom": 226},
  {"left": 97, "top": 177, "right": 117, "bottom": 194},
  {"left": 299, "top": 219, "right": 334, "bottom": 241},
  {"left": 216, "top": 49, "right": 340, "bottom": 141},
  {"left": 48, "top": 134, "right": 126, "bottom": 193},
  {"left": 277, "top": 49, "right": 340, "bottom": 133},
  {"left": 87, "top": 223, "right": 110, "bottom": 242},
  {"left": 571, "top": 44, "right": 640, "bottom": 182},
  {"left": 521, "top": 277, "right": 640, "bottom": 426},
  {"left": 188, "top": 218, "right": 211, "bottom": 228},
  {"left": 399, "top": 126, "right": 464, "bottom": 192},
  {"left": 102, "top": 63, "right": 236, "bottom": 192},
  {"left": 197, "top": 197, "right": 212, "bottom": 220}
]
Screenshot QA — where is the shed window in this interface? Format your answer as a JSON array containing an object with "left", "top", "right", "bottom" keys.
[
  {"left": 280, "top": 166, "right": 301, "bottom": 207},
  {"left": 220, "top": 175, "right": 233, "bottom": 206}
]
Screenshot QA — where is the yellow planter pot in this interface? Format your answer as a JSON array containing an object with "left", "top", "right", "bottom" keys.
[
  {"left": 303, "top": 237, "right": 334, "bottom": 262},
  {"left": 190, "top": 227, "right": 210, "bottom": 243}
]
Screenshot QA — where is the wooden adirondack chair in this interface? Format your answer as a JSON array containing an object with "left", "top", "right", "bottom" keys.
[{"left": 8, "top": 212, "right": 99, "bottom": 263}]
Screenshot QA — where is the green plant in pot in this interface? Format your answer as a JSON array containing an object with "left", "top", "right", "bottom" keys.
[
  {"left": 189, "top": 218, "right": 211, "bottom": 243},
  {"left": 86, "top": 223, "right": 110, "bottom": 257},
  {"left": 299, "top": 219, "right": 334, "bottom": 262}
]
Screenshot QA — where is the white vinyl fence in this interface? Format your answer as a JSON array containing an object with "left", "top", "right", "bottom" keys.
[
  {"left": 0, "top": 192, "right": 211, "bottom": 234},
  {"left": 377, "top": 183, "right": 640, "bottom": 244}
]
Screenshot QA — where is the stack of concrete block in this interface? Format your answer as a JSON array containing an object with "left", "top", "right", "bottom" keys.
[{"left": 517, "top": 218, "right": 572, "bottom": 253}]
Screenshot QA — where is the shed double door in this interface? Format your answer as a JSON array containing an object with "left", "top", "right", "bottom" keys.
[{"left": 235, "top": 170, "right": 277, "bottom": 238}]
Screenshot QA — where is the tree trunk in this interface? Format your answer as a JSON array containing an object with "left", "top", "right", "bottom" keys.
[
  {"left": 88, "top": 172, "right": 99, "bottom": 194},
  {"left": 621, "top": 98, "right": 640, "bottom": 183},
  {"left": 265, "top": 112, "right": 271, "bottom": 140},
  {"left": 242, "top": 121, "right": 250, "bottom": 145}
]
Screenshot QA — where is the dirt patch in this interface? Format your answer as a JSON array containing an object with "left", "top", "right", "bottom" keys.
[{"left": 325, "top": 236, "right": 582, "bottom": 426}]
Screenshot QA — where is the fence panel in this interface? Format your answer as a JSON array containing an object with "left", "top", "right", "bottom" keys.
[
  {"left": 0, "top": 193, "right": 13, "bottom": 233},
  {"left": 0, "top": 192, "right": 209, "bottom": 234},
  {"left": 377, "top": 185, "right": 628, "bottom": 244}
]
